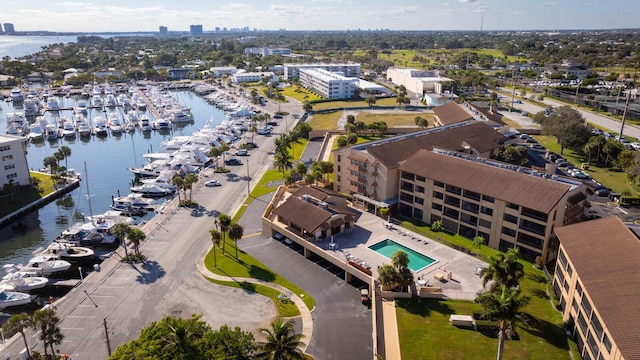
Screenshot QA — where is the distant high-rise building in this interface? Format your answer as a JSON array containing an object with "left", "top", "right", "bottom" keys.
[
  {"left": 190, "top": 25, "right": 203, "bottom": 35},
  {"left": 3, "top": 23, "right": 15, "bottom": 33},
  {"left": 159, "top": 26, "right": 168, "bottom": 35},
  {"left": 215, "top": 27, "right": 220, "bottom": 33},
  {"left": 0, "top": 24, "right": 3, "bottom": 33}
]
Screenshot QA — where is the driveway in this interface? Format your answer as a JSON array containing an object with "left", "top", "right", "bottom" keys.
[{"left": 238, "top": 194, "right": 373, "bottom": 360}]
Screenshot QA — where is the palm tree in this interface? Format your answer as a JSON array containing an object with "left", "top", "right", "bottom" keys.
[
  {"left": 127, "top": 227, "right": 146, "bottom": 256},
  {"left": 112, "top": 222, "right": 132, "bottom": 256},
  {"left": 161, "top": 315, "right": 207, "bottom": 360},
  {"left": 480, "top": 248, "right": 524, "bottom": 291},
  {"left": 377, "top": 264, "right": 397, "bottom": 290},
  {"left": 59, "top": 145, "right": 72, "bottom": 170},
  {"left": 218, "top": 213, "right": 231, "bottom": 254},
  {"left": 209, "top": 228, "right": 222, "bottom": 267},
  {"left": 475, "top": 285, "right": 530, "bottom": 360},
  {"left": 32, "top": 308, "right": 64, "bottom": 358},
  {"left": 391, "top": 250, "right": 409, "bottom": 270},
  {"left": 172, "top": 176, "right": 185, "bottom": 203},
  {"left": 274, "top": 148, "right": 293, "bottom": 174},
  {"left": 43, "top": 156, "right": 58, "bottom": 173},
  {"left": 183, "top": 173, "right": 198, "bottom": 202},
  {"left": 228, "top": 222, "right": 244, "bottom": 259},
  {"left": 3, "top": 313, "right": 33, "bottom": 359},
  {"left": 256, "top": 318, "right": 306, "bottom": 360}
]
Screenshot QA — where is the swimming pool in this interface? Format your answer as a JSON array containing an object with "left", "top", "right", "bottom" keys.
[{"left": 369, "top": 239, "right": 437, "bottom": 272}]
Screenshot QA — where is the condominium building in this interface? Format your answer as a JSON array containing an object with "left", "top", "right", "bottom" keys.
[
  {"left": 553, "top": 216, "right": 640, "bottom": 360},
  {"left": 244, "top": 47, "right": 291, "bottom": 57},
  {"left": 232, "top": 71, "right": 278, "bottom": 84},
  {"left": 159, "top": 26, "right": 168, "bottom": 36},
  {"left": 298, "top": 68, "right": 359, "bottom": 99},
  {"left": 397, "top": 148, "right": 583, "bottom": 261},
  {"left": 189, "top": 25, "right": 203, "bottom": 35},
  {"left": 3, "top": 23, "right": 15, "bottom": 34},
  {"left": 209, "top": 66, "right": 238, "bottom": 78},
  {"left": 0, "top": 134, "right": 30, "bottom": 187},
  {"left": 284, "top": 63, "right": 361, "bottom": 80},
  {"left": 332, "top": 122, "right": 507, "bottom": 211},
  {"left": 386, "top": 67, "right": 452, "bottom": 95},
  {"left": 433, "top": 101, "right": 474, "bottom": 126}
]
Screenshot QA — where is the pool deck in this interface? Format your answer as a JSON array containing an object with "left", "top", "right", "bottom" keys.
[{"left": 312, "top": 210, "right": 488, "bottom": 300}]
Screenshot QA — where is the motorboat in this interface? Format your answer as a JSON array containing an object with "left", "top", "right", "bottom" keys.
[
  {"left": 60, "top": 116, "right": 76, "bottom": 139},
  {"left": 0, "top": 291, "right": 35, "bottom": 309},
  {"left": 125, "top": 110, "right": 141, "bottom": 127},
  {"left": 10, "top": 87, "right": 24, "bottom": 102},
  {"left": 105, "top": 94, "right": 117, "bottom": 108},
  {"left": 1, "top": 266, "right": 48, "bottom": 292},
  {"left": 27, "top": 117, "right": 47, "bottom": 141},
  {"left": 108, "top": 112, "right": 122, "bottom": 134},
  {"left": 140, "top": 172, "right": 178, "bottom": 190},
  {"left": 140, "top": 114, "right": 152, "bottom": 133},
  {"left": 74, "top": 99, "right": 88, "bottom": 114},
  {"left": 23, "top": 95, "right": 41, "bottom": 117},
  {"left": 36, "top": 242, "right": 95, "bottom": 263},
  {"left": 46, "top": 96, "right": 60, "bottom": 111},
  {"left": 19, "top": 255, "right": 72, "bottom": 276},
  {"left": 90, "top": 94, "right": 103, "bottom": 108},
  {"left": 93, "top": 116, "right": 108, "bottom": 136},
  {"left": 55, "top": 221, "right": 114, "bottom": 248},
  {"left": 153, "top": 116, "right": 172, "bottom": 131},
  {"left": 110, "top": 195, "right": 149, "bottom": 217},
  {"left": 130, "top": 183, "right": 175, "bottom": 198}
]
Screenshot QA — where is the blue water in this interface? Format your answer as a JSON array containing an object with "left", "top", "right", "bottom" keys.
[
  {"left": 0, "top": 35, "right": 80, "bottom": 59},
  {"left": 369, "top": 239, "right": 436, "bottom": 272},
  {"left": 0, "top": 89, "right": 226, "bottom": 267}
]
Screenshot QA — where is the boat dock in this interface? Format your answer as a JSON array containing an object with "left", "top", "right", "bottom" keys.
[
  {"left": 47, "top": 278, "right": 82, "bottom": 287},
  {"left": 138, "top": 92, "right": 162, "bottom": 120}
]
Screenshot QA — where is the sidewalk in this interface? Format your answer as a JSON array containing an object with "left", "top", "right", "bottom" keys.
[
  {"left": 381, "top": 299, "right": 401, "bottom": 360},
  {"left": 195, "top": 247, "right": 314, "bottom": 352}
]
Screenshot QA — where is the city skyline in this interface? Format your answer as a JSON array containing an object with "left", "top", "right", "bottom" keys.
[{"left": 0, "top": 0, "right": 638, "bottom": 33}]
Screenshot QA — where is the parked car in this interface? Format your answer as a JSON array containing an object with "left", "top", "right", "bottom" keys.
[
  {"left": 273, "top": 115, "right": 283, "bottom": 119},
  {"left": 235, "top": 149, "right": 249, "bottom": 156},
  {"left": 225, "top": 158, "right": 242, "bottom": 166},
  {"left": 530, "top": 144, "right": 545, "bottom": 150},
  {"left": 204, "top": 179, "right": 221, "bottom": 187},
  {"left": 595, "top": 187, "right": 611, "bottom": 197},
  {"left": 266, "top": 120, "right": 278, "bottom": 126}
]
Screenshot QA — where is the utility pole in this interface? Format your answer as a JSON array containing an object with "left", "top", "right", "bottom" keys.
[
  {"left": 510, "top": 69, "right": 517, "bottom": 112},
  {"left": 246, "top": 159, "right": 250, "bottom": 197},
  {"left": 619, "top": 90, "right": 631, "bottom": 141},
  {"left": 104, "top": 317, "right": 112, "bottom": 356}
]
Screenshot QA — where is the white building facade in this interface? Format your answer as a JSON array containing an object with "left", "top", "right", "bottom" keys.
[
  {"left": 209, "top": 67, "right": 238, "bottom": 78},
  {"left": 0, "top": 134, "right": 30, "bottom": 187},
  {"left": 232, "top": 71, "right": 279, "bottom": 84},
  {"left": 298, "top": 69, "right": 359, "bottom": 99},
  {"left": 244, "top": 47, "right": 292, "bottom": 57},
  {"left": 284, "top": 63, "right": 361, "bottom": 80},
  {"left": 386, "top": 68, "right": 452, "bottom": 95}
]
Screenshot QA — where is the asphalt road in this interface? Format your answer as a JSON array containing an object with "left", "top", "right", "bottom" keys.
[{"left": 499, "top": 88, "right": 640, "bottom": 139}]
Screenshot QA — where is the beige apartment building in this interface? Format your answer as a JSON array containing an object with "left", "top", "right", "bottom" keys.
[
  {"left": 553, "top": 216, "right": 640, "bottom": 360},
  {"left": 397, "top": 149, "right": 585, "bottom": 261},
  {"left": 332, "top": 122, "right": 508, "bottom": 212}
]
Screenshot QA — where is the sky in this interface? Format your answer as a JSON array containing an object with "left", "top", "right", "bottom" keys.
[{"left": 0, "top": 0, "right": 638, "bottom": 33}]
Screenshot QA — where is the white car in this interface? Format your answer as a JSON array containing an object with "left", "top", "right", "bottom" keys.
[{"left": 204, "top": 180, "right": 221, "bottom": 187}]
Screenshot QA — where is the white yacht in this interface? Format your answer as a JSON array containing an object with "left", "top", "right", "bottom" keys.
[
  {"left": 6, "top": 112, "right": 28, "bottom": 136},
  {"left": 23, "top": 95, "right": 41, "bottom": 117},
  {"left": 105, "top": 94, "right": 117, "bottom": 108},
  {"left": 74, "top": 99, "right": 88, "bottom": 114},
  {"left": 130, "top": 183, "right": 175, "bottom": 197},
  {"left": 46, "top": 96, "right": 60, "bottom": 111},
  {"left": 10, "top": 87, "right": 23, "bottom": 102},
  {"left": 93, "top": 116, "right": 108, "bottom": 136},
  {"left": 140, "top": 172, "right": 178, "bottom": 190},
  {"left": 0, "top": 291, "right": 35, "bottom": 309},
  {"left": 27, "top": 117, "right": 47, "bottom": 142},
  {"left": 60, "top": 116, "right": 76, "bottom": 139},
  {"left": 108, "top": 112, "right": 122, "bottom": 134},
  {"left": 140, "top": 114, "right": 152, "bottom": 133},
  {"left": 36, "top": 242, "right": 95, "bottom": 263},
  {"left": 0, "top": 270, "right": 48, "bottom": 292},
  {"left": 19, "top": 255, "right": 72, "bottom": 276},
  {"left": 91, "top": 94, "right": 103, "bottom": 108}
]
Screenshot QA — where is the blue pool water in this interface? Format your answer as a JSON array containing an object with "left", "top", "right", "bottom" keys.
[{"left": 369, "top": 239, "right": 437, "bottom": 272}]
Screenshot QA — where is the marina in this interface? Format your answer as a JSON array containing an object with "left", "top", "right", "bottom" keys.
[{"left": 0, "top": 84, "right": 242, "bottom": 295}]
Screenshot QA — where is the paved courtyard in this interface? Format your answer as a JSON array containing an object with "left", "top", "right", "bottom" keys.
[{"left": 308, "top": 209, "right": 488, "bottom": 300}]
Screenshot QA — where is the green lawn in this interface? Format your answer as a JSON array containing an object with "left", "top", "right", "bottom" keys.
[
  {"left": 312, "top": 98, "right": 397, "bottom": 111},
  {"left": 394, "top": 220, "right": 575, "bottom": 360},
  {"left": 279, "top": 85, "right": 322, "bottom": 102},
  {"left": 308, "top": 111, "right": 343, "bottom": 130},
  {"left": 356, "top": 112, "right": 432, "bottom": 128},
  {"left": 204, "top": 240, "right": 315, "bottom": 311},
  {"left": 206, "top": 277, "right": 300, "bottom": 318},
  {"left": 534, "top": 135, "right": 636, "bottom": 194}
]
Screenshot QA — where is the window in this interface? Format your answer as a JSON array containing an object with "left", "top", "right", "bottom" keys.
[
  {"left": 432, "top": 203, "right": 442, "bottom": 211},
  {"left": 576, "top": 281, "right": 583, "bottom": 297},
  {"left": 401, "top": 181, "right": 414, "bottom": 192},
  {"left": 337, "top": 165, "right": 341, "bottom": 172},
  {"left": 401, "top": 172, "right": 415, "bottom": 181},
  {"left": 463, "top": 189, "right": 481, "bottom": 201},
  {"left": 337, "top": 155, "right": 341, "bottom": 162},
  {"left": 0, "top": 145, "right": 10, "bottom": 152},
  {"left": 567, "top": 264, "right": 573, "bottom": 277},
  {"left": 416, "top": 175, "right": 425, "bottom": 182},
  {"left": 558, "top": 249, "right": 568, "bottom": 269},
  {"left": 444, "top": 195, "right": 460, "bottom": 207},
  {"left": 572, "top": 298, "right": 578, "bottom": 312},
  {"left": 4, "top": 164, "right": 15, "bottom": 170},
  {"left": 2, "top": 154, "right": 13, "bottom": 161},
  {"left": 586, "top": 330, "right": 599, "bottom": 360},
  {"left": 416, "top": 185, "right": 425, "bottom": 193},
  {"left": 460, "top": 213, "right": 478, "bottom": 226},
  {"left": 415, "top": 197, "right": 424, "bottom": 205},
  {"left": 504, "top": 213, "right": 518, "bottom": 224},
  {"left": 413, "top": 208, "right": 423, "bottom": 219},
  {"left": 434, "top": 181, "right": 444, "bottom": 188},
  {"left": 581, "top": 296, "right": 593, "bottom": 318},
  {"left": 400, "top": 192, "right": 414, "bottom": 203},
  {"left": 521, "top": 207, "right": 548, "bottom": 222},
  {"left": 443, "top": 207, "right": 459, "bottom": 220},
  {"left": 462, "top": 200, "right": 479, "bottom": 213},
  {"left": 577, "top": 311, "right": 588, "bottom": 334},
  {"left": 479, "top": 219, "right": 491, "bottom": 229},
  {"left": 506, "top": 202, "right": 519, "bottom": 210},
  {"left": 501, "top": 226, "right": 516, "bottom": 237},
  {"left": 519, "top": 219, "right": 546, "bottom": 236},
  {"left": 483, "top": 195, "right": 495, "bottom": 203},
  {"left": 591, "top": 314, "right": 603, "bottom": 340},
  {"left": 602, "top": 333, "right": 612, "bottom": 353},
  {"left": 518, "top": 233, "right": 543, "bottom": 249},
  {"left": 459, "top": 224, "right": 476, "bottom": 239},
  {"left": 432, "top": 191, "right": 444, "bottom": 200},
  {"left": 446, "top": 184, "right": 462, "bottom": 195},
  {"left": 481, "top": 206, "right": 493, "bottom": 216}
]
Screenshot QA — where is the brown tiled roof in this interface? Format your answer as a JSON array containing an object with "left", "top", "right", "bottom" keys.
[
  {"left": 554, "top": 216, "right": 640, "bottom": 359},
  {"left": 367, "top": 122, "right": 507, "bottom": 168},
  {"left": 348, "top": 152, "right": 368, "bottom": 162},
  {"left": 291, "top": 186, "right": 329, "bottom": 201},
  {"left": 273, "top": 196, "right": 332, "bottom": 233},
  {"left": 399, "top": 150, "right": 571, "bottom": 213},
  {"left": 468, "top": 102, "right": 506, "bottom": 125},
  {"left": 433, "top": 102, "right": 473, "bottom": 125}
]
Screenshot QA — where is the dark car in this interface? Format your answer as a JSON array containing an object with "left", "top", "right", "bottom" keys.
[
  {"left": 225, "top": 158, "right": 242, "bottom": 165},
  {"left": 595, "top": 187, "right": 611, "bottom": 197},
  {"left": 266, "top": 120, "right": 278, "bottom": 126},
  {"left": 244, "top": 142, "right": 258, "bottom": 149},
  {"left": 273, "top": 115, "right": 283, "bottom": 119}
]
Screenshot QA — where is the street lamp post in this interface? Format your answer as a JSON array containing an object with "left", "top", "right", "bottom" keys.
[
  {"left": 510, "top": 69, "right": 517, "bottom": 112},
  {"left": 246, "top": 159, "right": 250, "bottom": 197}
]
